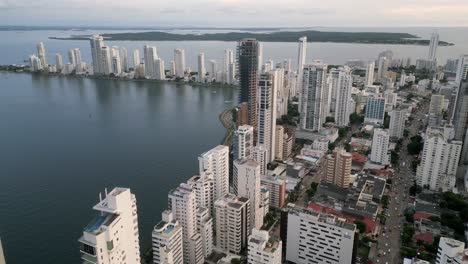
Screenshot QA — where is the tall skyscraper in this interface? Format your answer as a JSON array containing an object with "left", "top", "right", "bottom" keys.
[
  {"left": 168, "top": 183, "right": 204, "bottom": 264},
  {"left": 29, "top": 54, "right": 42, "bottom": 72},
  {"left": 455, "top": 55, "right": 468, "bottom": 84},
  {"left": 187, "top": 173, "right": 215, "bottom": 215},
  {"left": 331, "top": 66, "right": 353, "bottom": 126},
  {"left": 416, "top": 128, "right": 462, "bottom": 191},
  {"left": 233, "top": 159, "right": 263, "bottom": 230},
  {"left": 197, "top": 52, "right": 206, "bottom": 82},
  {"left": 111, "top": 56, "right": 122, "bottom": 75},
  {"left": 198, "top": 145, "right": 229, "bottom": 200},
  {"left": 377, "top": 56, "right": 388, "bottom": 81},
  {"left": 78, "top": 188, "right": 141, "bottom": 264},
  {"left": 152, "top": 210, "right": 184, "bottom": 264},
  {"left": 428, "top": 31, "right": 439, "bottom": 61},
  {"left": 174, "top": 49, "right": 186, "bottom": 77},
  {"left": 144, "top": 45, "right": 158, "bottom": 78},
  {"left": 247, "top": 229, "right": 282, "bottom": 264},
  {"left": 133, "top": 49, "right": 140, "bottom": 67},
  {"left": 214, "top": 194, "right": 250, "bottom": 254},
  {"left": 257, "top": 73, "right": 277, "bottom": 163},
  {"left": 324, "top": 148, "right": 352, "bottom": 188},
  {"left": 364, "top": 95, "right": 386, "bottom": 124},
  {"left": 37, "top": 42, "right": 47, "bottom": 67},
  {"left": 90, "top": 35, "right": 104, "bottom": 74},
  {"left": 301, "top": 62, "right": 327, "bottom": 131},
  {"left": 121, "top": 47, "right": 128, "bottom": 72},
  {"left": 429, "top": 94, "right": 445, "bottom": 115},
  {"left": 389, "top": 109, "right": 406, "bottom": 139},
  {"left": 55, "top": 53, "right": 63, "bottom": 72},
  {"left": 370, "top": 129, "right": 390, "bottom": 165},
  {"left": 99, "top": 46, "right": 112, "bottom": 75},
  {"left": 237, "top": 39, "right": 260, "bottom": 129},
  {"left": 252, "top": 145, "right": 267, "bottom": 176},
  {"left": 155, "top": 59, "right": 165, "bottom": 80},
  {"left": 365, "top": 61, "right": 375, "bottom": 87},
  {"left": 233, "top": 125, "right": 254, "bottom": 160},
  {"left": 209, "top": 60, "right": 217, "bottom": 80},
  {"left": 296, "top": 36, "right": 307, "bottom": 101},
  {"left": 68, "top": 49, "right": 76, "bottom": 66}
]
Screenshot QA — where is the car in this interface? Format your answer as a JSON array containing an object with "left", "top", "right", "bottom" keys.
[
  {"left": 385, "top": 243, "right": 388, "bottom": 247},
  {"left": 388, "top": 249, "right": 391, "bottom": 253}
]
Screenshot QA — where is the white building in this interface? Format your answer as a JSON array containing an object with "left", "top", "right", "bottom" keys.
[
  {"left": 377, "top": 56, "right": 388, "bottom": 81},
  {"left": 0, "top": 237, "right": 5, "bottom": 264},
  {"left": 371, "top": 129, "right": 390, "bottom": 165},
  {"left": 197, "top": 53, "right": 206, "bottom": 82},
  {"left": 168, "top": 183, "right": 204, "bottom": 264},
  {"left": 55, "top": 53, "right": 63, "bottom": 72},
  {"left": 257, "top": 73, "right": 277, "bottom": 163},
  {"left": 133, "top": 49, "right": 140, "bottom": 67},
  {"left": 364, "top": 95, "right": 386, "bottom": 125},
  {"left": 99, "top": 46, "right": 112, "bottom": 75},
  {"left": 428, "top": 31, "right": 439, "bottom": 61},
  {"left": 261, "top": 175, "right": 286, "bottom": 208},
  {"left": 111, "top": 56, "right": 122, "bottom": 75},
  {"left": 252, "top": 145, "right": 268, "bottom": 176},
  {"left": 436, "top": 237, "right": 468, "bottom": 264},
  {"left": 187, "top": 173, "right": 214, "bottom": 214},
  {"left": 416, "top": 128, "right": 462, "bottom": 191},
  {"left": 198, "top": 145, "right": 229, "bottom": 200},
  {"left": 155, "top": 59, "right": 166, "bottom": 80},
  {"left": 275, "top": 125, "right": 285, "bottom": 160},
  {"left": 285, "top": 208, "right": 356, "bottom": 264},
  {"left": 152, "top": 210, "right": 183, "bottom": 264},
  {"left": 389, "top": 109, "right": 407, "bottom": 139},
  {"left": 78, "top": 188, "right": 140, "bottom": 264},
  {"left": 247, "top": 229, "right": 282, "bottom": 264},
  {"left": 455, "top": 55, "right": 468, "bottom": 84},
  {"left": 174, "top": 49, "right": 186, "bottom": 77},
  {"left": 301, "top": 62, "right": 328, "bottom": 131},
  {"left": 365, "top": 62, "right": 375, "bottom": 87},
  {"left": 233, "top": 159, "right": 263, "bottom": 230},
  {"left": 331, "top": 66, "right": 353, "bottom": 126},
  {"left": 312, "top": 138, "right": 329, "bottom": 152},
  {"left": 90, "top": 35, "right": 104, "bottom": 74},
  {"left": 233, "top": 125, "right": 254, "bottom": 160},
  {"left": 144, "top": 45, "right": 158, "bottom": 78},
  {"left": 29, "top": 54, "right": 42, "bottom": 72},
  {"left": 214, "top": 194, "right": 250, "bottom": 254},
  {"left": 37, "top": 42, "right": 47, "bottom": 67},
  {"left": 430, "top": 94, "right": 445, "bottom": 115},
  {"left": 196, "top": 208, "right": 213, "bottom": 258},
  {"left": 296, "top": 36, "right": 307, "bottom": 98}
]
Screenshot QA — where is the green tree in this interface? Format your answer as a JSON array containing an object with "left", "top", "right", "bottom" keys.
[
  {"left": 338, "top": 127, "right": 348, "bottom": 139},
  {"left": 328, "top": 142, "right": 336, "bottom": 151},
  {"left": 383, "top": 112, "right": 390, "bottom": 129},
  {"left": 326, "top": 116, "right": 335, "bottom": 123},
  {"left": 354, "top": 220, "right": 367, "bottom": 233},
  {"left": 349, "top": 112, "right": 364, "bottom": 125}
]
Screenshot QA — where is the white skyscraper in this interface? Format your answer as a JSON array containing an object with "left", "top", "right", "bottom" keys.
[
  {"left": 209, "top": 60, "right": 217, "bottom": 80},
  {"left": 55, "top": 53, "right": 63, "bottom": 72},
  {"left": 233, "top": 159, "right": 263, "bottom": 230},
  {"left": 365, "top": 61, "right": 375, "bottom": 87},
  {"left": 68, "top": 49, "right": 76, "bottom": 66},
  {"left": 78, "top": 187, "right": 140, "bottom": 264},
  {"left": 252, "top": 145, "right": 267, "bottom": 176},
  {"left": 196, "top": 208, "right": 213, "bottom": 258},
  {"left": 455, "top": 55, "right": 468, "bottom": 85},
  {"left": 301, "top": 62, "right": 327, "bottom": 131},
  {"left": 90, "top": 35, "right": 104, "bottom": 74},
  {"left": 214, "top": 194, "right": 250, "bottom": 254},
  {"left": 111, "top": 56, "right": 122, "bottom": 75},
  {"left": 331, "top": 66, "right": 353, "bottom": 126},
  {"left": 133, "top": 49, "right": 140, "bottom": 67},
  {"left": 155, "top": 59, "right": 166, "bottom": 80},
  {"left": 152, "top": 210, "right": 184, "bottom": 264},
  {"left": 248, "top": 229, "right": 282, "bottom": 264},
  {"left": 121, "top": 47, "right": 128, "bottom": 72},
  {"left": 37, "top": 42, "right": 47, "bottom": 67},
  {"left": 416, "top": 128, "right": 462, "bottom": 191},
  {"left": 370, "top": 129, "right": 390, "bottom": 165},
  {"left": 285, "top": 208, "right": 356, "bottom": 264},
  {"left": 223, "top": 49, "right": 234, "bottom": 82},
  {"left": 144, "top": 45, "right": 158, "bottom": 78},
  {"left": 197, "top": 53, "right": 206, "bottom": 82},
  {"left": 436, "top": 237, "right": 467, "bottom": 264},
  {"left": 198, "top": 145, "right": 229, "bottom": 200},
  {"left": 389, "top": 109, "right": 407, "bottom": 139},
  {"left": 233, "top": 125, "right": 254, "bottom": 160},
  {"left": 70, "top": 48, "right": 83, "bottom": 72},
  {"left": 168, "top": 183, "right": 204, "bottom": 264},
  {"left": 377, "top": 56, "right": 388, "bottom": 81},
  {"left": 99, "top": 46, "right": 112, "bottom": 75},
  {"left": 187, "top": 173, "right": 214, "bottom": 215},
  {"left": 428, "top": 31, "right": 439, "bottom": 61},
  {"left": 296, "top": 36, "right": 307, "bottom": 99},
  {"left": 258, "top": 42, "right": 263, "bottom": 72},
  {"left": 29, "top": 54, "right": 42, "bottom": 72},
  {"left": 174, "top": 49, "right": 186, "bottom": 77},
  {"left": 257, "top": 73, "right": 277, "bottom": 163}
]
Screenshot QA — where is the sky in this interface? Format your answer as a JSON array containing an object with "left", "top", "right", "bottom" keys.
[{"left": 1, "top": 0, "right": 468, "bottom": 27}]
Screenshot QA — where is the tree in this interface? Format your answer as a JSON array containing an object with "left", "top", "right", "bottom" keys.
[
  {"left": 407, "top": 135, "right": 424, "bottom": 155},
  {"left": 231, "top": 258, "right": 242, "bottom": 264},
  {"left": 403, "top": 129, "right": 410, "bottom": 138},
  {"left": 344, "top": 143, "right": 351, "bottom": 152},
  {"left": 390, "top": 150, "right": 399, "bottom": 165},
  {"left": 338, "top": 127, "right": 348, "bottom": 139},
  {"left": 401, "top": 224, "right": 415, "bottom": 246},
  {"left": 350, "top": 112, "right": 364, "bottom": 125},
  {"left": 381, "top": 195, "right": 390, "bottom": 208},
  {"left": 383, "top": 112, "right": 390, "bottom": 129},
  {"left": 328, "top": 142, "right": 336, "bottom": 151},
  {"left": 326, "top": 116, "right": 335, "bottom": 123},
  {"left": 354, "top": 220, "right": 367, "bottom": 233}
]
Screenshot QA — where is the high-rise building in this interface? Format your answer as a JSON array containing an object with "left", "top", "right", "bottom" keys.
[
  {"left": 233, "top": 159, "right": 263, "bottom": 229},
  {"left": 209, "top": 60, "right": 217, "bottom": 80},
  {"left": 257, "top": 73, "right": 277, "bottom": 163},
  {"left": 428, "top": 31, "right": 439, "bottom": 61},
  {"left": 260, "top": 175, "right": 286, "bottom": 208},
  {"left": 237, "top": 39, "right": 260, "bottom": 129},
  {"left": 198, "top": 145, "right": 229, "bottom": 200},
  {"left": 365, "top": 62, "right": 375, "bottom": 87},
  {"left": 371, "top": 129, "right": 390, "bottom": 165},
  {"left": 214, "top": 194, "right": 250, "bottom": 254},
  {"left": 0, "top": 237, "right": 6, "bottom": 264},
  {"left": 197, "top": 53, "right": 206, "bottom": 82},
  {"left": 377, "top": 56, "right": 388, "bottom": 81},
  {"left": 187, "top": 173, "right": 214, "bottom": 215},
  {"left": 284, "top": 208, "right": 356, "bottom": 264},
  {"left": 330, "top": 66, "right": 353, "bottom": 126},
  {"left": 455, "top": 55, "right": 468, "bottom": 84},
  {"left": 155, "top": 59, "right": 165, "bottom": 80},
  {"left": 121, "top": 47, "right": 128, "bottom": 72},
  {"left": 389, "top": 109, "right": 407, "bottom": 139},
  {"left": 247, "top": 229, "right": 282, "bottom": 264},
  {"left": 99, "top": 46, "right": 112, "bottom": 75},
  {"left": 144, "top": 46, "right": 158, "bottom": 78},
  {"left": 174, "top": 49, "right": 186, "bottom": 77},
  {"left": 196, "top": 208, "right": 213, "bottom": 258},
  {"left": 168, "top": 183, "right": 204, "bottom": 264},
  {"left": 430, "top": 94, "right": 445, "bottom": 115},
  {"left": 301, "top": 62, "right": 327, "bottom": 131},
  {"left": 453, "top": 80, "right": 468, "bottom": 180},
  {"left": 296, "top": 36, "right": 307, "bottom": 100},
  {"left": 436, "top": 237, "right": 467, "bottom": 264},
  {"left": 133, "top": 49, "right": 140, "bottom": 67},
  {"left": 111, "top": 56, "right": 122, "bottom": 75},
  {"left": 90, "top": 35, "right": 104, "bottom": 74},
  {"left": 29, "top": 54, "right": 42, "bottom": 72},
  {"left": 275, "top": 125, "right": 285, "bottom": 161},
  {"left": 78, "top": 188, "right": 141, "bottom": 264},
  {"left": 37, "top": 42, "right": 47, "bottom": 67},
  {"left": 364, "top": 95, "right": 386, "bottom": 124},
  {"left": 55, "top": 53, "right": 63, "bottom": 72},
  {"left": 233, "top": 125, "right": 254, "bottom": 160},
  {"left": 324, "top": 148, "right": 352, "bottom": 188},
  {"left": 68, "top": 49, "right": 76, "bottom": 66},
  {"left": 152, "top": 210, "right": 184, "bottom": 264},
  {"left": 252, "top": 145, "right": 267, "bottom": 176},
  {"left": 416, "top": 128, "right": 462, "bottom": 191}
]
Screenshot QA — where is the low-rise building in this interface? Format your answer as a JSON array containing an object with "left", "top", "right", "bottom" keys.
[{"left": 247, "top": 229, "right": 282, "bottom": 264}]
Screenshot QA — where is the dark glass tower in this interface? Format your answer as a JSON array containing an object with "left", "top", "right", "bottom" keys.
[{"left": 237, "top": 39, "right": 259, "bottom": 129}]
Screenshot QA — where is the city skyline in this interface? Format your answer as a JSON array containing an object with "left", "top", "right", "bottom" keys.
[{"left": 1, "top": 0, "right": 468, "bottom": 27}]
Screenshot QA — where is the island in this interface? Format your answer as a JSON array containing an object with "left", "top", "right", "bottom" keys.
[{"left": 49, "top": 30, "right": 454, "bottom": 46}]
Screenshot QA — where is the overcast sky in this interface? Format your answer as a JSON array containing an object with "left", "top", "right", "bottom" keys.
[{"left": 1, "top": 0, "right": 468, "bottom": 27}]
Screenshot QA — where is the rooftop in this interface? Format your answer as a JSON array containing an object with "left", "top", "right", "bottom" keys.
[{"left": 84, "top": 212, "right": 119, "bottom": 235}]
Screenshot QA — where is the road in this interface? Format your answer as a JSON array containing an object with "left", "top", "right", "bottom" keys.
[{"left": 372, "top": 99, "right": 429, "bottom": 264}]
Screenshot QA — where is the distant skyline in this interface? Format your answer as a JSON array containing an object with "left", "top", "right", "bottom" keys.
[{"left": 1, "top": 0, "right": 468, "bottom": 27}]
